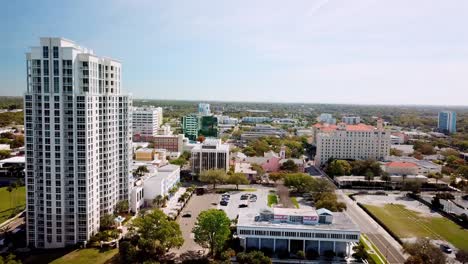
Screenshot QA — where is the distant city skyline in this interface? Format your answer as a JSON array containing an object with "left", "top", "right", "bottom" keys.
[{"left": 2, "top": 0, "right": 468, "bottom": 105}]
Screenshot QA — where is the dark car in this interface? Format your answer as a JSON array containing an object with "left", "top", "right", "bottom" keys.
[
  {"left": 240, "top": 195, "right": 249, "bottom": 200},
  {"left": 441, "top": 244, "right": 452, "bottom": 253},
  {"left": 182, "top": 211, "right": 192, "bottom": 218},
  {"left": 220, "top": 200, "right": 228, "bottom": 206},
  {"left": 239, "top": 203, "right": 248, "bottom": 208}
]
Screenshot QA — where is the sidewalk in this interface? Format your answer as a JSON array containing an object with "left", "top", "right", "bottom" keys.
[{"left": 162, "top": 187, "right": 187, "bottom": 216}]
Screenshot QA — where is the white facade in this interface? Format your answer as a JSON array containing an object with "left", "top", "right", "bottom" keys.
[
  {"left": 24, "top": 38, "right": 132, "bottom": 248},
  {"left": 237, "top": 208, "right": 359, "bottom": 256},
  {"left": 132, "top": 106, "right": 163, "bottom": 137},
  {"left": 315, "top": 121, "right": 390, "bottom": 165},
  {"left": 143, "top": 164, "right": 180, "bottom": 200},
  {"left": 191, "top": 138, "right": 230, "bottom": 174}
]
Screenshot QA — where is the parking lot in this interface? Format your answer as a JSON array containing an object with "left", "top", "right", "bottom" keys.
[
  {"left": 217, "top": 186, "right": 272, "bottom": 220},
  {"left": 172, "top": 192, "right": 219, "bottom": 257}
]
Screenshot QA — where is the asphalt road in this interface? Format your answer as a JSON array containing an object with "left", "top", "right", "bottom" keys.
[{"left": 338, "top": 191, "right": 407, "bottom": 264}]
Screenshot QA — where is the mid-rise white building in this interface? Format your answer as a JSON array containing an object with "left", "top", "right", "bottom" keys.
[
  {"left": 24, "top": 38, "right": 132, "bottom": 248},
  {"left": 132, "top": 106, "right": 163, "bottom": 137},
  {"left": 191, "top": 138, "right": 229, "bottom": 174},
  {"left": 315, "top": 120, "right": 390, "bottom": 165}
]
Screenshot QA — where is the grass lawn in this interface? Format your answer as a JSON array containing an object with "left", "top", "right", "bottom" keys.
[
  {"left": 364, "top": 204, "right": 468, "bottom": 251},
  {"left": 0, "top": 186, "right": 26, "bottom": 224},
  {"left": 49, "top": 248, "right": 118, "bottom": 264},
  {"left": 290, "top": 197, "right": 299, "bottom": 208},
  {"left": 268, "top": 194, "right": 278, "bottom": 207}
]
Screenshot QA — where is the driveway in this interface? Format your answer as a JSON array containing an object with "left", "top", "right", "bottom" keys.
[{"left": 172, "top": 192, "right": 219, "bottom": 258}]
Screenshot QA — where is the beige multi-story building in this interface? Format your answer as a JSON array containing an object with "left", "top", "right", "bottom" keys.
[
  {"left": 315, "top": 120, "right": 390, "bottom": 165},
  {"left": 190, "top": 138, "right": 229, "bottom": 174},
  {"left": 24, "top": 38, "right": 132, "bottom": 248}
]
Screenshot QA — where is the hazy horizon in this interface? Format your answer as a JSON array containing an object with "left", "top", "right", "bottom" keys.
[{"left": 2, "top": 0, "right": 468, "bottom": 106}]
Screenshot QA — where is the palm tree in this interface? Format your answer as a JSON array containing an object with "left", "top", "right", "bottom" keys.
[{"left": 153, "top": 195, "right": 163, "bottom": 208}]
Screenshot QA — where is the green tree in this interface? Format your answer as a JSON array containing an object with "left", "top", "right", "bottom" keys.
[
  {"left": 364, "top": 170, "right": 374, "bottom": 184},
  {"left": 280, "top": 159, "right": 299, "bottom": 172},
  {"left": 237, "top": 251, "right": 272, "bottom": 264},
  {"left": 131, "top": 209, "right": 184, "bottom": 256},
  {"left": 268, "top": 172, "right": 284, "bottom": 184},
  {"left": 250, "top": 163, "right": 265, "bottom": 179},
  {"left": 192, "top": 209, "right": 231, "bottom": 257},
  {"left": 326, "top": 160, "right": 351, "bottom": 177},
  {"left": 390, "top": 148, "right": 403, "bottom": 156},
  {"left": 100, "top": 213, "right": 115, "bottom": 231},
  {"left": 0, "top": 254, "right": 21, "bottom": 264},
  {"left": 115, "top": 200, "right": 129, "bottom": 214},
  {"left": 134, "top": 165, "right": 149, "bottom": 178},
  {"left": 153, "top": 195, "right": 164, "bottom": 208},
  {"left": 0, "top": 150, "right": 11, "bottom": 159},
  {"left": 283, "top": 173, "right": 315, "bottom": 193},
  {"left": 119, "top": 241, "right": 138, "bottom": 263},
  {"left": 242, "top": 146, "right": 256, "bottom": 157},
  {"left": 227, "top": 173, "right": 249, "bottom": 190},
  {"left": 314, "top": 192, "right": 346, "bottom": 212},
  {"left": 456, "top": 166, "right": 468, "bottom": 179},
  {"left": 403, "top": 238, "right": 446, "bottom": 264},
  {"left": 199, "top": 169, "right": 227, "bottom": 189}
]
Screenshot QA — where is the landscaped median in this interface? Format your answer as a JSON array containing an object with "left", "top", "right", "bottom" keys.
[
  {"left": 268, "top": 191, "right": 278, "bottom": 207},
  {"left": 360, "top": 234, "right": 388, "bottom": 264}
]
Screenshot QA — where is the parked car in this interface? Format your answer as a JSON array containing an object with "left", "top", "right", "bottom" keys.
[
  {"left": 240, "top": 195, "right": 249, "bottom": 200},
  {"left": 239, "top": 203, "right": 248, "bottom": 208},
  {"left": 441, "top": 244, "right": 452, "bottom": 253},
  {"left": 220, "top": 200, "right": 228, "bottom": 206},
  {"left": 182, "top": 211, "right": 192, "bottom": 218}
]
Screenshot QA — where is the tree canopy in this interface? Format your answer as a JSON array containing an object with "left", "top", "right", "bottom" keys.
[
  {"left": 227, "top": 172, "right": 249, "bottom": 189},
  {"left": 403, "top": 238, "right": 446, "bottom": 264},
  {"left": 131, "top": 209, "right": 184, "bottom": 256},
  {"left": 192, "top": 209, "right": 231, "bottom": 257},
  {"left": 326, "top": 160, "right": 351, "bottom": 177},
  {"left": 280, "top": 159, "right": 299, "bottom": 172},
  {"left": 199, "top": 169, "right": 227, "bottom": 189}
]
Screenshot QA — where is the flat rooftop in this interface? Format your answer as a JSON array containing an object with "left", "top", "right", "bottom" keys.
[{"left": 237, "top": 208, "right": 360, "bottom": 232}]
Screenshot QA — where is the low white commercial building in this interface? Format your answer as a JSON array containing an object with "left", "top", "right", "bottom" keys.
[
  {"left": 143, "top": 164, "right": 180, "bottom": 199},
  {"left": 237, "top": 208, "right": 360, "bottom": 257},
  {"left": 129, "top": 164, "right": 180, "bottom": 213}
]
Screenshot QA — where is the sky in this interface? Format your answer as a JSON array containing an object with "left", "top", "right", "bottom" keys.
[{"left": 1, "top": 0, "right": 468, "bottom": 105}]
